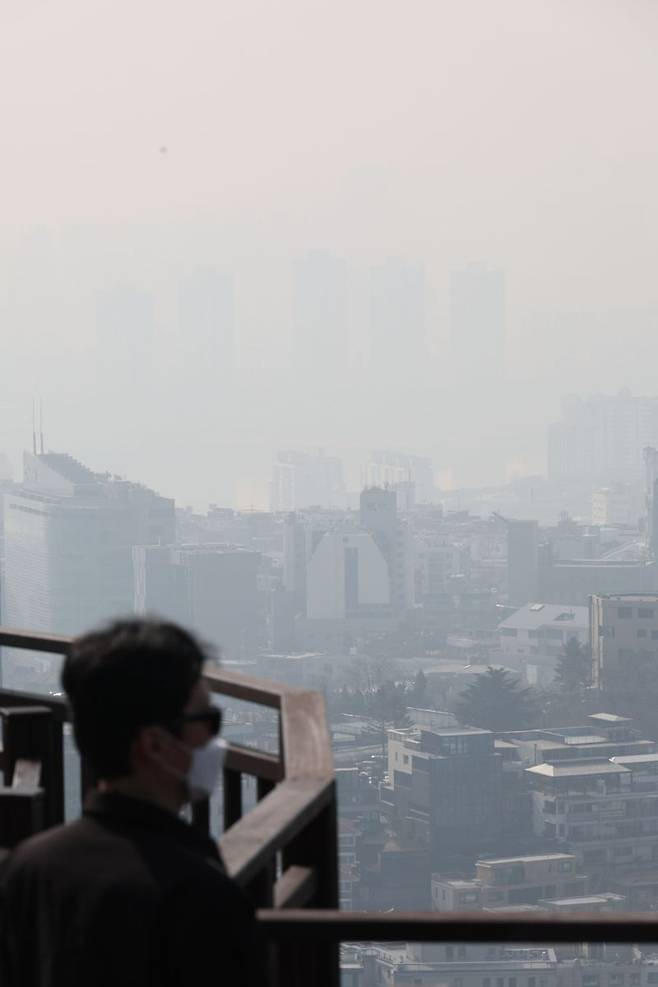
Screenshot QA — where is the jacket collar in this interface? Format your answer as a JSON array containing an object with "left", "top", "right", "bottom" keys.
[{"left": 83, "top": 790, "right": 223, "bottom": 864}]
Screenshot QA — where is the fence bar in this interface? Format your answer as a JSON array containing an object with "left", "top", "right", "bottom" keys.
[{"left": 0, "top": 706, "right": 64, "bottom": 826}]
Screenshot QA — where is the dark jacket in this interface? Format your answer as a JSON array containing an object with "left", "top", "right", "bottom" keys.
[{"left": 0, "top": 791, "right": 264, "bottom": 986}]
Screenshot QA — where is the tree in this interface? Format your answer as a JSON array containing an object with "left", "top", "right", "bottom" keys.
[
  {"left": 555, "top": 638, "right": 591, "bottom": 692},
  {"left": 456, "top": 667, "right": 539, "bottom": 732}
]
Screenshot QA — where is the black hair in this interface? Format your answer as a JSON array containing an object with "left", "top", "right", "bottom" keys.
[{"left": 62, "top": 618, "right": 206, "bottom": 779}]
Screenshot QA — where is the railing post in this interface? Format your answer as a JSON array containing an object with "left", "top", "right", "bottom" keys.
[
  {"left": 223, "top": 766, "right": 242, "bottom": 830},
  {"left": 279, "top": 781, "right": 339, "bottom": 987},
  {"left": 0, "top": 706, "right": 64, "bottom": 828}
]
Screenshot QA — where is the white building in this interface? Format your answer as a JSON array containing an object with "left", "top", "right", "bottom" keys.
[
  {"left": 306, "top": 530, "right": 390, "bottom": 620},
  {"left": 498, "top": 603, "right": 589, "bottom": 659}
]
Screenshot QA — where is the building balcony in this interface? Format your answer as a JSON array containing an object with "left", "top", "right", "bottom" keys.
[{"left": 3, "top": 626, "right": 658, "bottom": 987}]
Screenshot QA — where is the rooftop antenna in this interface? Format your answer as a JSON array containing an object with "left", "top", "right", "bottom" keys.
[
  {"left": 31, "top": 397, "right": 37, "bottom": 456},
  {"left": 39, "top": 397, "right": 45, "bottom": 455}
]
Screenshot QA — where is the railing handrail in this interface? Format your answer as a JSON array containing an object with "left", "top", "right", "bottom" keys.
[
  {"left": 0, "top": 626, "right": 337, "bottom": 893},
  {"left": 256, "top": 908, "right": 658, "bottom": 944}
]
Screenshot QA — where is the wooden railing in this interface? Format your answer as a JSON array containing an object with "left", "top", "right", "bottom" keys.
[
  {"left": 3, "top": 627, "right": 658, "bottom": 987},
  {"left": 0, "top": 627, "right": 338, "bottom": 986}
]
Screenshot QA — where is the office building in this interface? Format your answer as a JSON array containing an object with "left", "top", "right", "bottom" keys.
[
  {"left": 134, "top": 543, "right": 262, "bottom": 657},
  {"left": 3, "top": 451, "right": 175, "bottom": 688}
]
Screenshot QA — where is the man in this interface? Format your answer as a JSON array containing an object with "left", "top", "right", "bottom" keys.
[{"left": 0, "top": 619, "right": 263, "bottom": 986}]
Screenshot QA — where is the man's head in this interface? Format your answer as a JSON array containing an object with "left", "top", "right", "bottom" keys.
[{"left": 62, "top": 619, "right": 222, "bottom": 811}]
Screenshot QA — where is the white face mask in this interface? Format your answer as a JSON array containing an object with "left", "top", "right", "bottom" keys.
[{"left": 185, "top": 737, "right": 226, "bottom": 802}]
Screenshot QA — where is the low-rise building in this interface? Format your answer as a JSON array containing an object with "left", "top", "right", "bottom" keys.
[{"left": 431, "top": 853, "right": 587, "bottom": 912}]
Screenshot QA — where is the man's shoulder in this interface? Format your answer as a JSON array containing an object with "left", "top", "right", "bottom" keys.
[{"left": 1, "top": 818, "right": 99, "bottom": 878}]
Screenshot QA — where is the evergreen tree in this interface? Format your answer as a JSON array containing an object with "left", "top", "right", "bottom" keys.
[
  {"left": 457, "top": 667, "right": 539, "bottom": 732},
  {"left": 555, "top": 637, "right": 591, "bottom": 692}
]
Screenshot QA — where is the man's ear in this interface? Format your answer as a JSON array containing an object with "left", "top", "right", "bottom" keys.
[{"left": 132, "top": 725, "right": 167, "bottom": 767}]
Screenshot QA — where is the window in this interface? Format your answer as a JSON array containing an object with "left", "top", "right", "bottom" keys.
[
  {"left": 500, "top": 628, "right": 518, "bottom": 637},
  {"left": 509, "top": 979, "right": 517, "bottom": 987},
  {"left": 558, "top": 860, "right": 573, "bottom": 872},
  {"left": 618, "top": 607, "right": 633, "bottom": 618},
  {"left": 457, "top": 946, "right": 466, "bottom": 959},
  {"left": 529, "top": 980, "right": 536, "bottom": 987},
  {"left": 583, "top": 977, "right": 600, "bottom": 987},
  {"left": 639, "top": 608, "right": 655, "bottom": 619},
  {"left": 638, "top": 629, "right": 647, "bottom": 638},
  {"left": 446, "top": 946, "right": 454, "bottom": 960},
  {"left": 647, "top": 975, "right": 658, "bottom": 985},
  {"left": 651, "top": 630, "right": 658, "bottom": 640},
  {"left": 610, "top": 976, "right": 624, "bottom": 987}
]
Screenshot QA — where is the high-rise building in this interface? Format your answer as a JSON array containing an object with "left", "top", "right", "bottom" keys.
[
  {"left": 449, "top": 263, "right": 505, "bottom": 379},
  {"left": 369, "top": 258, "right": 425, "bottom": 370},
  {"left": 178, "top": 267, "right": 235, "bottom": 382},
  {"left": 270, "top": 450, "right": 346, "bottom": 512},
  {"left": 292, "top": 250, "right": 347, "bottom": 375},
  {"left": 3, "top": 451, "right": 175, "bottom": 688},
  {"left": 364, "top": 449, "right": 435, "bottom": 504},
  {"left": 645, "top": 447, "right": 658, "bottom": 559},
  {"left": 549, "top": 391, "right": 658, "bottom": 487},
  {"left": 360, "top": 487, "right": 414, "bottom": 612}
]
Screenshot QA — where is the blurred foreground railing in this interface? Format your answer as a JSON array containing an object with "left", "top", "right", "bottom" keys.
[{"left": 4, "top": 628, "right": 658, "bottom": 987}]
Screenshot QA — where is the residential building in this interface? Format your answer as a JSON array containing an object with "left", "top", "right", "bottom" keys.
[
  {"left": 431, "top": 853, "right": 587, "bottom": 912},
  {"left": 382, "top": 726, "right": 517, "bottom": 874},
  {"left": 497, "top": 603, "right": 589, "bottom": 661},
  {"left": 526, "top": 753, "right": 658, "bottom": 873}
]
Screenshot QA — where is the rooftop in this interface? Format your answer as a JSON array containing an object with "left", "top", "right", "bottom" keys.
[
  {"left": 498, "top": 602, "right": 588, "bottom": 632},
  {"left": 526, "top": 760, "right": 630, "bottom": 778},
  {"left": 477, "top": 853, "right": 575, "bottom": 866}
]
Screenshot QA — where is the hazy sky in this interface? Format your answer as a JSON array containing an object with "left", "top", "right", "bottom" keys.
[{"left": 1, "top": 0, "right": 658, "bottom": 506}]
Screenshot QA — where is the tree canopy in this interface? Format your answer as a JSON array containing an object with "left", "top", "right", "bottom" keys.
[{"left": 457, "top": 666, "right": 539, "bottom": 732}]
